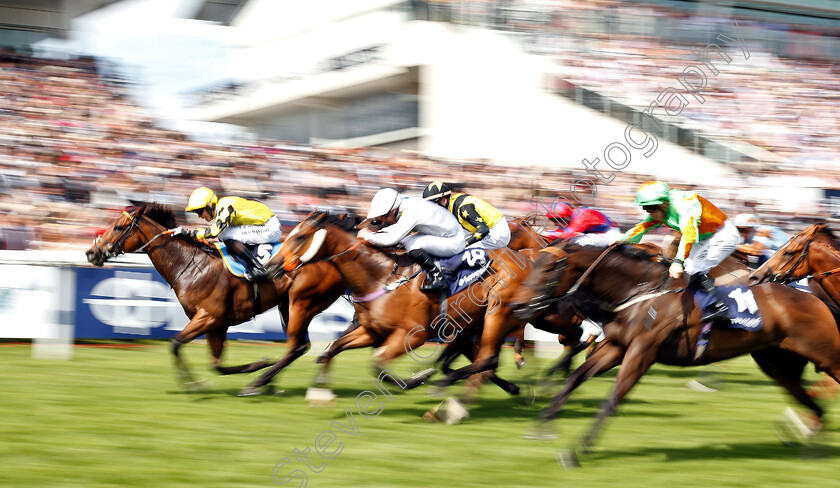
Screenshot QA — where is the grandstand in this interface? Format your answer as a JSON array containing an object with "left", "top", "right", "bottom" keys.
[
  {"left": 0, "top": 0, "right": 117, "bottom": 48},
  {"left": 0, "top": 0, "right": 837, "bottom": 252}
]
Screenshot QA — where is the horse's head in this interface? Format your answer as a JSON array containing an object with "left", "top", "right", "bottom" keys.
[
  {"left": 749, "top": 224, "right": 819, "bottom": 285},
  {"left": 86, "top": 204, "right": 175, "bottom": 267},
  {"left": 279, "top": 211, "right": 359, "bottom": 271},
  {"left": 511, "top": 242, "right": 571, "bottom": 321}
]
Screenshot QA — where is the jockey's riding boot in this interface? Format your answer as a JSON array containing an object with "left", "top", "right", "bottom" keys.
[
  {"left": 408, "top": 249, "right": 447, "bottom": 292},
  {"left": 225, "top": 240, "right": 267, "bottom": 281},
  {"left": 697, "top": 272, "right": 729, "bottom": 323}
]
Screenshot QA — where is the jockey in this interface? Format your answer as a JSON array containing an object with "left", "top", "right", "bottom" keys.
[
  {"left": 422, "top": 181, "right": 510, "bottom": 250},
  {"left": 733, "top": 213, "right": 789, "bottom": 265},
  {"left": 622, "top": 181, "right": 740, "bottom": 322},
  {"left": 171, "top": 187, "right": 282, "bottom": 281},
  {"left": 542, "top": 202, "right": 621, "bottom": 242},
  {"left": 359, "top": 188, "right": 464, "bottom": 292}
]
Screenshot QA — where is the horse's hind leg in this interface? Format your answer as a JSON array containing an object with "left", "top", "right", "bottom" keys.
[
  {"left": 208, "top": 328, "right": 273, "bottom": 375},
  {"left": 751, "top": 348, "right": 823, "bottom": 419}
]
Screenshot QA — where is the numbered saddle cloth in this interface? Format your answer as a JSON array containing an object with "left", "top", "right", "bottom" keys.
[
  {"left": 214, "top": 242, "right": 283, "bottom": 278},
  {"left": 437, "top": 249, "right": 493, "bottom": 297},
  {"left": 695, "top": 285, "right": 763, "bottom": 331}
]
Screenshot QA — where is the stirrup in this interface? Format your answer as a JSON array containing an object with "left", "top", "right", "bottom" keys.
[
  {"left": 420, "top": 272, "right": 447, "bottom": 292},
  {"left": 701, "top": 304, "right": 729, "bottom": 323},
  {"left": 244, "top": 266, "right": 267, "bottom": 281}
]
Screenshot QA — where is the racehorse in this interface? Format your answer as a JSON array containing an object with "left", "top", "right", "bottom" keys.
[
  {"left": 85, "top": 203, "right": 348, "bottom": 393},
  {"left": 510, "top": 238, "right": 840, "bottom": 459},
  {"left": 749, "top": 223, "right": 840, "bottom": 397},
  {"left": 275, "top": 211, "right": 539, "bottom": 395}
]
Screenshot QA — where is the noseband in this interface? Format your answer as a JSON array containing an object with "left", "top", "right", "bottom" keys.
[{"left": 94, "top": 211, "right": 149, "bottom": 259}]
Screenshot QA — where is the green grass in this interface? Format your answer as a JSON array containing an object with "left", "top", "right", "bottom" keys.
[{"left": 1, "top": 342, "right": 838, "bottom": 488}]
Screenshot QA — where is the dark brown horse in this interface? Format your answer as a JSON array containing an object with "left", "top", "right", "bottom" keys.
[
  {"left": 85, "top": 204, "right": 348, "bottom": 393},
  {"left": 511, "top": 238, "right": 840, "bottom": 461},
  {"left": 750, "top": 223, "right": 840, "bottom": 397},
  {"left": 275, "top": 211, "right": 540, "bottom": 395}
]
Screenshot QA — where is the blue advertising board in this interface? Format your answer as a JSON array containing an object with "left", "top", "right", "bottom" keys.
[{"left": 75, "top": 267, "right": 289, "bottom": 340}]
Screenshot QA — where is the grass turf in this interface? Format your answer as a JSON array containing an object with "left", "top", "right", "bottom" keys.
[{"left": 1, "top": 341, "right": 838, "bottom": 488}]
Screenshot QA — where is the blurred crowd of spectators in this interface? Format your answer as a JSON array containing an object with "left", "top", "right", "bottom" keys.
[
  {"left": 1, "top": 0, "right": 839, "bottom": 251},
  {"left": 410, "top": 0, "right": 840, "bottom": 172}
]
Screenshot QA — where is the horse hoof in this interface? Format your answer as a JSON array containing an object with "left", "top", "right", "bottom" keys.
[
  {"left": 423, "top": 397, "right": 470, "bottom": 425},
  {"left": 306, "top": 387, "right": 337, "bottom": 406},
  {"left": 685, "top": 379, "right": 718, "bottom": 392},
  {"left": 772, "top": 407, "right": 821, "bottom": 446},
  {"left": 184, "top": 379, "right": 209, "bottom": 392},
  {"left": 238, "top": 385, "right": 270, "bottom": 397},
  {"left": 314, "top": 355, "right": 328, "bottom": 364},
  {"left": 518, "top": 385, "right": 537, "bottom": 406},
  {"left": 556, "top": 449, "right": 580, "bottom": 469},
  {"left": 521, "top": 422, "right": 557, "bottom": 441},
  {"left": 515, "top": 357, "right": 527, "bottom": 369},
  {"left": 507, "top": 384, "right": 521, "bottom": 396},
  {"left": 427, "top": 386, "right": 448, "bottom": 399}
]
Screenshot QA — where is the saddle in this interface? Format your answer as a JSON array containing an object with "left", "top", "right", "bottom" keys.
[{"left": 214, "top": 242, "right": 283, "bottom": 278}]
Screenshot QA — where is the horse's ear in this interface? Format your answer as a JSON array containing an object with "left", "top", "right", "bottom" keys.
[{"left": 314, "top": 212, "right": 328, "bottom": 224}]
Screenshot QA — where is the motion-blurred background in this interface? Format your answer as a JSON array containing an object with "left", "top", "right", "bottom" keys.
[{"left": 0, "top": 0, "right": 838, "bottom": 252}]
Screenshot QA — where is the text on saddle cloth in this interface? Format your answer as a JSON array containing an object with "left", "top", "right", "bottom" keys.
[
  {"left": 214, "top": 242, "right": 283, "bottom": 278},
  {"left": 435, "top": 249, "right": 493, "bottom": 298}
]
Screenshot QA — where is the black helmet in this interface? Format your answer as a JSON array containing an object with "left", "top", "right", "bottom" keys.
[{"left": 422, "top": 181, "right": 452, "bottom": 203}]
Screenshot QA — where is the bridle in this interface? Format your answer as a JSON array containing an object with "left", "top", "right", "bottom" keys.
[
  {"left": 282, "top": 224, "right": 365, "bottom": 272},
  {"left": 765, "top": 237, "right": 811, "bottom": 284},
  {"left": 93, "top": 210, "right": 169, "bottom": 259},
  {"left": 93, "top": 210, "right": 148, "bottom": 259}
]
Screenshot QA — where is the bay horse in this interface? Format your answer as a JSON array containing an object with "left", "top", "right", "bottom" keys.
[
  {"left": 510, "top": 238, "right": 840, "bottom": 460},
  {"left": 750, "top": 223, "right": 840, "bottom": 397},
  {"left": 85, "top": 203, "right": 348, "bottom": 393},
  {"left": 275, "top": 211, "right": 540, "bottom": 395}
]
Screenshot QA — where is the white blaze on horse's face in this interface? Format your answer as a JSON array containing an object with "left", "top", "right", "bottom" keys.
[{"left": 300, "top": 228, "right": 327, "bottom": 264}]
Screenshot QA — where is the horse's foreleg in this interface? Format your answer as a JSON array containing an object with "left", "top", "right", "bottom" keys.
[
  {"left": 540, "top": 340, "right": 624, "bottom": 422},
  {"left": 170, "top": 337, "right": 195, "bottom": 384},
  {"left": 314, "top": 325, "right": 377, "bottom": 385},
  {"left": 171, "top": 310, "right": 217, "bottom": 388},
  {"left": 207, "top": 328, "right": 273, "bottom": 375},
  {"left": 579, "top": 339, "right": 655, "bottom": 454},
  {"left": 239, "top": 308, "right": 314, "bottom": 396}
]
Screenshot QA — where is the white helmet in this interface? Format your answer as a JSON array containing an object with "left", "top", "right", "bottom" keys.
[
  {"left": 733, "top": 213, "right": 758, "bottom": 228},
  {"left": 366, "top": 188, "right": 401, "bottom": 220}
]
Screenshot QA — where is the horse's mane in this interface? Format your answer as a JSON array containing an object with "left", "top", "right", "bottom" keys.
[
  {"left": 815, "top": 223, "right": 840, "bottom": 249},
  {"left": 133, "top": 202, "right": 177, "bottom": 229},
  {"left": 309, "top": 210, "right": 363, "bottom": 232}
]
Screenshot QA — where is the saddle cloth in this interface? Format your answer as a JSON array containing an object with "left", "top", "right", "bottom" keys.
[
  {"left": 435, "top": 248, "right": 493, "bottom": 297},
  {"left": 695, "top": 284, "right": 763, "bottom": 331},
  {"left": 213, "top": 242, "right": 283, "bottom": 278}
]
